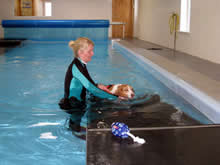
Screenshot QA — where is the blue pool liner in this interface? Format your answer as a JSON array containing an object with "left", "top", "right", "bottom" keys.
[{"left": 2, "top": 20, "right": 110, "bottom": 41}]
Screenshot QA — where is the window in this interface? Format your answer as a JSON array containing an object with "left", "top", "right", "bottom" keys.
[
  {"left": 180, "top": 0, "right": 191, "bottom": 32},
  {"left": 44, "top": 1, "right": 52, "bottom": 16}
]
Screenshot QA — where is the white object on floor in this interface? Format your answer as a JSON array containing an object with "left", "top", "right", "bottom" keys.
[{"left": 127, "top": 132, "right": 146, "bottom": 144}]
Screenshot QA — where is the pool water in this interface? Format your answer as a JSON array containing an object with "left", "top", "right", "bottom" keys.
[
  {"left": 0, "top": 41, "right": 211, "bottom": 164},
  {"left": 0, "top": 42, "right": 86, "bottom": 164}
]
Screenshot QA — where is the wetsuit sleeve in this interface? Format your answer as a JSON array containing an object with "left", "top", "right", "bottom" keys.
[{"left": 72, "top": 65, "right": 117, "bottom": 100}]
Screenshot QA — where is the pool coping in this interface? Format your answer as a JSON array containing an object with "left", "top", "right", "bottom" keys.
[
  {"left": 113, "top": 41, "right": 220, "bottom": 123},
  {"left": 87, "top": 125, "right": 220, "bottom": 165}
]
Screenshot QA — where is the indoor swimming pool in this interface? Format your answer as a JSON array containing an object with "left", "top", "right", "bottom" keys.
[{"left": 0, "top": 40, "right": 212, "bottom": 164}]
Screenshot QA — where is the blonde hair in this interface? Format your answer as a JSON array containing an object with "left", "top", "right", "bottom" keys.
[{"left": 68, "top": 37, "right": 94, "bottom": 57}]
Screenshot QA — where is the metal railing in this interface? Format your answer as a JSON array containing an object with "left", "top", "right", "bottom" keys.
[{"left": 110, "top": 22, "right": 126, "bottom": 39}]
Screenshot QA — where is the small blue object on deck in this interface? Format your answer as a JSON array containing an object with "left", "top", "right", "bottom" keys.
[
  {"left": 2, "top": 20, "right": 110, "bottom": 41},
  {"left": 111, "top": 122, "right": 129, "bottom": 138},
  {"left": 111, "top": 122, "right": 146, "bottom": 144}
]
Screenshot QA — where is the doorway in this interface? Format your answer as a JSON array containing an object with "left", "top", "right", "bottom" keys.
[{"left": 112, "top": 0, "right": 134, "bottom": 38}]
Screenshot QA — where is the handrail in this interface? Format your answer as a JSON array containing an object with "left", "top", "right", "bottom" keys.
[{"left": 110, "top": 22, "right": 126, "bottom": 39}]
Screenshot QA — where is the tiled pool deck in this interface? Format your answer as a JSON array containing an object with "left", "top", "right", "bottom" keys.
[{"left": 119, "top": 39, "right": 220, "bottom": 102}]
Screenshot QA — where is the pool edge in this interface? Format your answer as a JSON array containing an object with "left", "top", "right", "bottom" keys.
[{"left": 113, "top": 41, "right": 220, "bottom": 123}]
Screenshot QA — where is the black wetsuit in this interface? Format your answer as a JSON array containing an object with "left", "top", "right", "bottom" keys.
[{"left": 59, "top": 58, "right": 117, "bottom": 110}]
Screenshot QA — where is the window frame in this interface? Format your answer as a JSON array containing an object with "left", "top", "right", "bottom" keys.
[
  {"left": 180, "top": 0, "right": 191, "bottom": 33},
  {"left": 43, "top": 0, "right": 52, "bottom": 17}
]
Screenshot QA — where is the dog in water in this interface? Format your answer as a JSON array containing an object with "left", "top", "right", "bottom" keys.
[{"left": 106, "top": 84, "right": 135, "bottom": 99}]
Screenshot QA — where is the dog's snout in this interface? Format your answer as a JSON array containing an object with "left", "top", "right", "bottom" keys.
[{"left": 131, "top": 93, "right": 135, "bottom": 98}]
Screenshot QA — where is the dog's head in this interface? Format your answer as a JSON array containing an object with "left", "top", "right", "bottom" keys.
[{"left": 107, "top": 84, "right": 135, "bottom": 99}]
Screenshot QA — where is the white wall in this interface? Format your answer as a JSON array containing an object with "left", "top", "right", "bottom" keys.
[
  {"left": 136, "top": 0, "right": 178, "bottom": 47},
  {"left": 136, "top": 0, "right": 220, "bottom": 64},
  {"left": 178, "top": 0, "right": 220, "bottom": 64},
  {"left": 0, "top": 0, "right": 112, "bottom": 38}
]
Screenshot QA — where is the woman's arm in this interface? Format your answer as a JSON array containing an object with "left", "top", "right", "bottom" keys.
[{"left": 72, "top": 65, "right": 117, "bottom": 100}]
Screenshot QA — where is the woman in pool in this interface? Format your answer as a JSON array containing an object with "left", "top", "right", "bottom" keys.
[
  {"left": 59, "top": 37, "right": 117, "bottom": 111},
  {"left": 59, "top": 37, "right": 159, "bottom": 138}
]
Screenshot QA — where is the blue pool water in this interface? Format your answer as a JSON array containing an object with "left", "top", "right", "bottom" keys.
[{"left": 0, "top": 41, "right": 211, "bottom": 164}]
